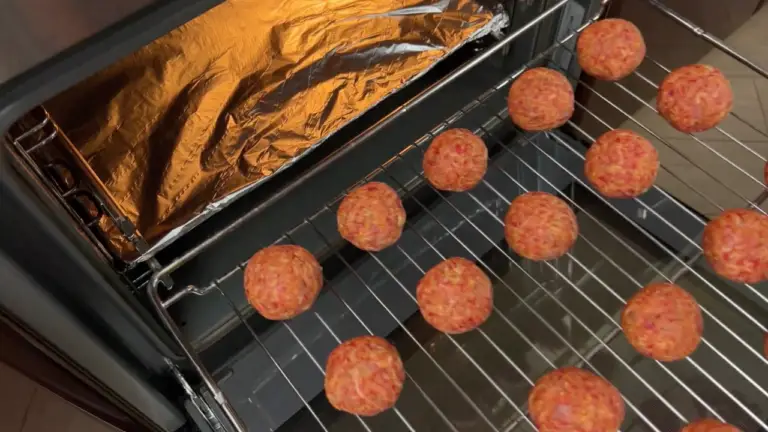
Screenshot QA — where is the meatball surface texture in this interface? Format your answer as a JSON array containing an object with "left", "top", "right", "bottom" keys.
[
  {"left": 423, "top": 128, "right": 488, "bottom": 192},
  {"left": 702, "top": 209, "right": 768, "bottom": 283},
  {"left": 529, "top": 367, "right": 625, "bottom": 432},
  {"left": 585, "top": 129, "right": 659, "bottom": 198},
  {"left": 337, "top": 182, "right": 406, "bottom": 251},
  {"left": 657, "top": 64, "right": 733, "bottom": 133},
  {"left": 622, "top": 282, "right": 703, "bottom": 361},
  {"left": 244, "top": 245, "right": 323, "bottom": 320},
  {"left": 577, "top": 18, "right": 646, "bottom": 80},
  {"left": 324, "top": 336, "right": 405, "bottom": 416},
  {"left": 417, "top": 257, "right": 492, "bottom": 334},
  {"left": 507, "top": 68, "right": 574, "bottom": 131},
  {"left": 504, "top": 192, "right": 578, "bottom": 261}
]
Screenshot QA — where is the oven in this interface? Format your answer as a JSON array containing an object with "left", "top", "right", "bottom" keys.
[{"left": 2, "top": 0, "right": 768, "bottom": 431}]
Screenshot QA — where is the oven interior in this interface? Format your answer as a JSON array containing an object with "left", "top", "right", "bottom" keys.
[{"left": 4, "top": 0, "right": 768, "bottom": 431}]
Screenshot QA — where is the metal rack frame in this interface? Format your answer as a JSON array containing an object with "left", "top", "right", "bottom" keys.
[
  {"left": 149, "top": 0, "right": 768, "bottom": 430},
  {"left": 4, "top": 109, "right": 172, "bottom": 290},
  {"left": 4, "top": 110, "right": 145, "bottom": 259}
]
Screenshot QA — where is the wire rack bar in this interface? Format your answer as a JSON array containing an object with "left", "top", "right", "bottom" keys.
[
  {"left": 382, "top": 121, "right": 763, "bottom": 426},
  {"left": 647, "top": 0, "right": 768, "bottom": 80},
  {"left": 148, "top": 1, "right": 768, "bottom": 430},
  {"left": 544, "top": 35, "right": 768, "bottom": 214},
  {"left": 478, "top": 130, "right": 765, "bottom": 425}
]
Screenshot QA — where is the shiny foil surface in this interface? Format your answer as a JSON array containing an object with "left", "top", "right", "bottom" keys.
[{"left": 44, "top": 0, "right": 498, "bottom": 261}]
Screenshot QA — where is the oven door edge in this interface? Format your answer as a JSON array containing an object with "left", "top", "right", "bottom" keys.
[{"left": 0, "top": 251, "right": 185, "bottom": 431}]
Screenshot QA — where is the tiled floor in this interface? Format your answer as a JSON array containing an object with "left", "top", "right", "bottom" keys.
[
  {"left": 621, "top": 5, "right": 768, "bottom": 218},
  {"left": 0, "top": 362, "right": 119, "bottom": 432}
]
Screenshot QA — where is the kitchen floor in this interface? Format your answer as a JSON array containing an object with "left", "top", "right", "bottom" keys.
[{"left": 0, "top": 362, "right": 119, "bottom": 432}]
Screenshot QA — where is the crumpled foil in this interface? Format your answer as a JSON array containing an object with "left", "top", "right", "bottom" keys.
[{"left": 45, "top": 0, "right": 500, "bottom": 262}]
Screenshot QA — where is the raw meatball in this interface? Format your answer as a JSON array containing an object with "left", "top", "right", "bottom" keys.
[
  {"left": 244, "top": 245, "right": 323, "bottom": 320},
  {"left": 657, "top": 64, "right": 733, "bottom": 133},
  {"left": 585, "top": 129, "right": 659, "bottom": 198},
  {"left": 504, "top": 192, "right": 578, "bottom": 261},
  {"left": 337, "top": 182, "right": 406, "bottom": 251},
  {"left": 702, "top": 209, "right": 768, "bottom": 283},
  {"left": 529, "top": 367, "right": 625, "bottom": 432},
  {"left": 324, "top": 336, "right": 405, "bottom": 416},
  {"left": 423, "top": 129, "right": 488, "bottom": 192},
  {"left": 681, "top": 419, "right": 741, "bottom": 432},
  {"left": 621, "top": 282, "right": 703, "bottom": 361},
  {"left": 416, "top": 257, "right": 492, "bottom": 334},
  {"left": 507, "top": 68, "right": 574, "bottom": 131},
  {"left": 577, "top": 18, "right": 646, "bottom": 81}
]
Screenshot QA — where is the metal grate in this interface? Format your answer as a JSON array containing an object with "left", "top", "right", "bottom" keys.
[{"left": 150, "top": 0, "right": 768, "bottom": 431}]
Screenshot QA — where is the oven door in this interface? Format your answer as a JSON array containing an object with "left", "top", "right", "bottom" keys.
[{"left": 0, "top": 159, "right": 189, "bottom": 431}]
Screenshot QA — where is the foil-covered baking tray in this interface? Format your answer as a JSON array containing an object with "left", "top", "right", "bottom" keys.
[{"left": 44, "top": 0, "right": 506, "bottom": 262}]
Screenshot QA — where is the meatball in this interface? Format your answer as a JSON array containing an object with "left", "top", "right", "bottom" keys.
[
  {"left": 505, "top": 192, "right": 578, "bottom": 261},
  {"left": 621, "top": 282, "right": 703, "bottom": 361},
  {"left": 577, "top": 18, "right": 646, "bottom": 81},
  {"left": 423, "top": 129, "right": 488, "bottom": 192},
  {"left": 702, "top": 209, "right": 768, "bottom": 283},
  {"left": 680, "top": 418, "right": 741, "bottom": 432},
  {"left": 585, "top": 129, "right": 659, "bottom": 198},
  {"left": 416, "top": 257, "right": 493, "bottom": 334},
  {"left": 244, "top": 245, "right": 323, "bottom": 320},
  {"left": 337, "top": 182, "right": 406, "bottom": 251},
  {"left": 529, "top": 367, "right": 625, "bottom": 432},
  {"left": 657, "top": 64, "right": 733, "bottom": 133},
  {"left": 507, "top": 68, "right": 574, "bottom": 131},
  {"left": 324, "top": 336, "right": 405, "bottom": 416}
]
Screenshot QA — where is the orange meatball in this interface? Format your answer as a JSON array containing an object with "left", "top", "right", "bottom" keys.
[
  {"left": 423, "top": 129, "right": 488, "bottom": 192},
  {"left": 337, "top": 182, "right": 406, "bottom": 251},
  {"left": 507, "top": 68, "right": 574, "bottom": 131},
  {"left": 529, "top": 367, "right": 625, "bottom": 432},
  {"left": 680, "top": 418, "right": 741, "bottom": 432},
  {"left": 324, "top": 336, "right": 405, "bottom": 416},
  {"left": 622, "top": 282, "right": 703, "bottom": 361},
  {"left": 504, "top": 192, "right": 578, "bottom": 261},
  {"left": 657, "top": 64, "right": 733, "bottom": 133},
  {"left": 584, "top": 129, "right": 659, "bottom": 198},
  {"left": 577, "top": 18, "right": 646, "bottom": 81},
  {"left": 416, "top": 257, "right": 492, "bottom": 334},
  {"left": 702, "top": 209, "right": 768, "bottom": 283},
  {"left": 244, "top": 245, "right": 323, "bottom": 320}
]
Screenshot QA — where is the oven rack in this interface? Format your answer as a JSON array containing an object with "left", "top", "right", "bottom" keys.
[
  {"left": 5, "top": 109, "right": 175, "bottom": 291},
  {"left": 149, "top": 1, "right": 768, "bottom": 431}
]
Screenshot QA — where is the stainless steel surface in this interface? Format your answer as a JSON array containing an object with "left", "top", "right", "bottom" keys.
[
  {"left": 5, "top": 110, "right": 147, "bottom": 260},
  {"left": 149, "top": 0, "right": 768, "bottom": 430}
]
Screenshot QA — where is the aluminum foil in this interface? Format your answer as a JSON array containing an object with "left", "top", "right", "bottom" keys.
[{"left": 44, "top": 0, "right": 503, "bottom": 262}]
